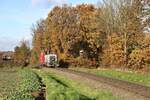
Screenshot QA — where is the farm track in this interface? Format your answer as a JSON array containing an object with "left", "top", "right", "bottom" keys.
[{"left": 56, "top": 68, "right": 150, "bottom": 99}]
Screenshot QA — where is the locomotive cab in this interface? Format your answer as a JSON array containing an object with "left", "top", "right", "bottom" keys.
[{"left": 45, "top": 54, "right": 59, "bottom": 67}]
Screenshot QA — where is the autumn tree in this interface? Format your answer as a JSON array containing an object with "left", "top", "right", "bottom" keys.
[
  {"left": 45, "top": 5, "right": 97, "bottom": 59},
  {"left": 31, "top": 20, "right": 45, "bottom": 64},
  {"left": 73, "top": 4, "right": 108, "bottom": 63},
  {"left": 98, "top": 0, "right": 148, "bottom": 68},
  {"left": 14, "top": 40, "right": 30, "bottom": 66},
  {"left": 102, "top": 33, "right": 125, "bottom": 67},
  {"left": 48, "top": 5, "right": 81, "bottom": 58},
  {"left": 128, "top": 34, "right": 150, "bottom": 70}
]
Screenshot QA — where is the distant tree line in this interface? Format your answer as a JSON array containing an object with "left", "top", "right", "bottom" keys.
[{"left": 28, "top": 0, "right": 150, "bottom": 71}]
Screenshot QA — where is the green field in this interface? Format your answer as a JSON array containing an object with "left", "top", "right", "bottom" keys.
[
  {"left": 70, "top": 67, "right": 150, "bottom": 87},
  {"left": 4, "top": 66, "right": 149, "bottom": 100},
  {"left": 0, "top": 67, "right": 121, "bottom": 100},
  {"left": 0, "top": 68, "right": 41, "bottom": 100}
]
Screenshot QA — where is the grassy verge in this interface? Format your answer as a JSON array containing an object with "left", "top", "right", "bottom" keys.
[
  {"left": 34, "top": 69, "right": 121, "bottom": 100},
  {"left": 70, "top": 67, "right": 150, "bottom": 87},
  {"left": 3, "top": 68, "right": 41, "bottom": 100}
]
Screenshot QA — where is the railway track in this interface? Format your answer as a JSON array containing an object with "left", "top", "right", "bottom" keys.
[{"left": 56, "top": 68, "right": 150, "bottom": 99}]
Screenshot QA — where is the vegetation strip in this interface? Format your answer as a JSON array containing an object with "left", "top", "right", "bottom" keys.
[
  {"left": 70, "top": 68, "right": 150, "bottom": 87},
  {"left": 34, "top": 69, "right": 120, "bottom": 100}
]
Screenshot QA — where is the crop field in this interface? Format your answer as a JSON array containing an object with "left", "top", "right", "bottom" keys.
[
  {"left": 0, "top": 67, "right": 123, "bottom": 100},
  {"left": 70, "top": 68, "right": 150, "bottom": 87},
  {"left": 0, "top": 68, "right": 20, "bottom": 99},
  {"left": 0, "top": 68, "right": 42, "bottom": 100},
  {"left": 1, "top": 67, "right": 150, "bottom": 100}
]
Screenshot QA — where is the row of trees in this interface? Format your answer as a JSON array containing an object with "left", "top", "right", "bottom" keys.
[{"left": 31, "top": 0, "right": 150, "bottom": 70}]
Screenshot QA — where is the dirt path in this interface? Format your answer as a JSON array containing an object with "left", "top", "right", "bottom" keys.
[{"left": 42, "top": 68, "right": 150, "bottom": 100}]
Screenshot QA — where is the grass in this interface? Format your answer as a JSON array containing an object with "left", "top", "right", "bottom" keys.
[
  {"left": 38, "top": 71, "right": 89, "bottom": 100},
  {"left": 70, "top": 67, "right": 150, "bottom": 87},
  {"left": 34, "top": 69, "right": 121, "bottom": 100}
]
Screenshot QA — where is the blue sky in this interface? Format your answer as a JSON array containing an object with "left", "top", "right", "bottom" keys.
[{"left": 0, "top": 0, "right": 98, "bottom": 51}]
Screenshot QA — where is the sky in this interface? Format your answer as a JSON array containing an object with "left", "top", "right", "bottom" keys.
[{"left": 0, "top": 0, "right": 99, "bottom": 51}]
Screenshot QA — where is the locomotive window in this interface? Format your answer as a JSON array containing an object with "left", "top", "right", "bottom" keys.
[{"left": 50, "top": 56, "right": 55, "bottom": 61}]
